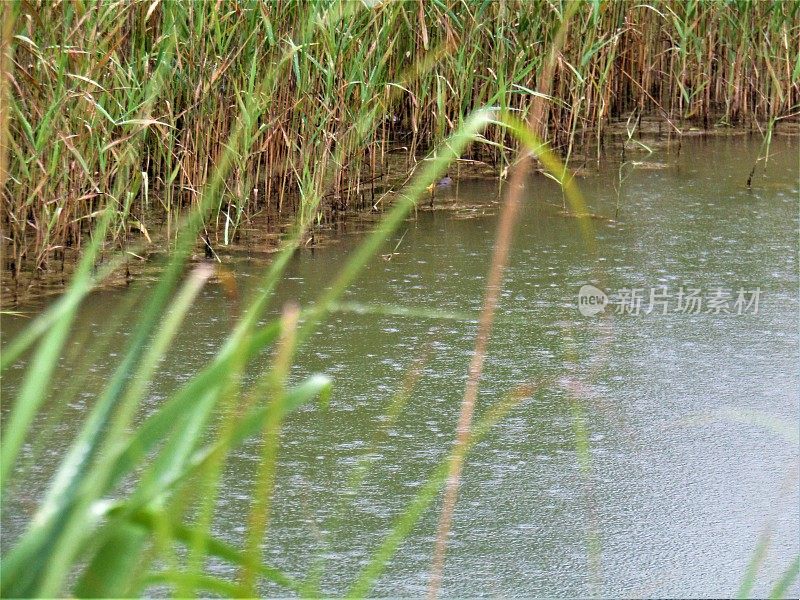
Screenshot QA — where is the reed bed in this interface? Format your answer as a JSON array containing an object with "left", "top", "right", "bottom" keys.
[
  {"left": 2, "top": 2, "right": 799, "bottom": 597},
  {"left": 2, "top": 0, "right": 798, "bottom": 275}
]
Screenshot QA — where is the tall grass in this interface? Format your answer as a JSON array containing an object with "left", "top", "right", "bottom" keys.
[
  {"left": 0, "top": 101, "right": 569, "bottom": 597},
  {"left": 1, "top": 2, "right": 799, "bottom": 597},
  {"left": 0, "top": 0, "right": 576, "bottom": 587},
  {"left": 2, "top": 0, "right": 798, "bottom": 278}
]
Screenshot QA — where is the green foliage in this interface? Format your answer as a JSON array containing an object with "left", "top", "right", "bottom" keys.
[
  {"left": 3, "top": 0, "right": 799, "bottom": 272},
  {"left": 0, "top": 102, "right": 563, "bottom": 596},
  {"left": 1, "top": 2, "right": 798, "bottom": 597}
]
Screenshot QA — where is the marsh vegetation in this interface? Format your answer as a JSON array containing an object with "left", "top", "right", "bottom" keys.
[
  {"left": 1, "top": 1, "right": 798, "bottom": 598},
  {"left": 2, "top": 0, "right": 798, "bottom": 277}
]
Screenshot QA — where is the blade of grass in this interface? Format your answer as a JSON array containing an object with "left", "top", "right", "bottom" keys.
[
  {"left": 347, "top": 381, "right": 545, "bottom": 598},
  {"left": 0, "top": 207, "right": 115, "bottom": 483},
  {"left": 2, "top": 262, "right": 211, "bottom": 596},
  {"left": 769, "top": 555, "right": 800, "bottom": 600}
]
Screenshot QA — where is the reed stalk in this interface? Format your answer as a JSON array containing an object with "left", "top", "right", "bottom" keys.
[{"left": 2, "top": 0, "right": 797, "bottom": 276}]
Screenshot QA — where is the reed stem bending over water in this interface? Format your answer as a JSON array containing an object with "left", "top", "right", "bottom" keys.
[{"left": 2, "top": 0, "right": 799, "bottom": 275}]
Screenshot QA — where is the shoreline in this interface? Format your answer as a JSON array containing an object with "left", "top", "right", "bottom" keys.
[{"left": 2, "top": 124, "right": 797, "bottom": 307}]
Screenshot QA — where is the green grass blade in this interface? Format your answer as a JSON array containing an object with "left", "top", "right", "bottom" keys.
[
  {"left": 346, "top": 386, "right": 538, "bottom": 598},
  {"left": 769, "top": 555, "right": 800, "bottom": 600},
  {"left": 738, "top": 532, "right": 772, "bottom": 599},
  {"left": 73, "top": 519, "right": 149, "bottom": 598},
  {"left": 0, "top": 208, "right": 115, "bottom": 484},
  {"left": 2, "top": 263, "right": 211, "bottom": 596}
]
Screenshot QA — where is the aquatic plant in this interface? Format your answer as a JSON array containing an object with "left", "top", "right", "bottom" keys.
[
  {"left": 0, "top": 108, "right": 567, "bottom": 600},
  {"left": 2, "top": 0, "right": 799, "bottom": 277},
  {"left": 1, "top": 2, "right": 798, "bottom": 597},
  {"left": 0, "top": 0, "right": 577, "bottom": 588}
]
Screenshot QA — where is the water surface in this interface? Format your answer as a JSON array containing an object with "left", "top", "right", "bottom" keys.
[{"left": 2, "top": 136, "right": 798, "bottom": 597}]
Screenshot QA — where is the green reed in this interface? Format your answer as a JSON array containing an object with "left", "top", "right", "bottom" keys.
[
  {"left": 2, "top": 0, "right": 798, "bottom": 276},
  {"left": 1, "top": 2, "right": 798, "bottom": 597}
]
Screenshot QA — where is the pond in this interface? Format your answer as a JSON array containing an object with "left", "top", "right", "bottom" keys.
[{"left": 2, "top": 136, "right": 798, "bottom": 597}]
